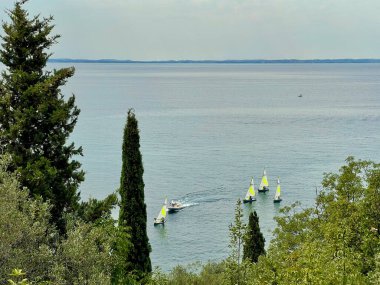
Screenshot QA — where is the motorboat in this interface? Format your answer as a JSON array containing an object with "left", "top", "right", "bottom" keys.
[{"left": 167, "top": 200, "right": 185, "bottom": 213}]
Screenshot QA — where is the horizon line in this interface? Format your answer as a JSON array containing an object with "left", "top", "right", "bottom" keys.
[{"left": 49, "top": 58, "right": 380, "bottom": 64}]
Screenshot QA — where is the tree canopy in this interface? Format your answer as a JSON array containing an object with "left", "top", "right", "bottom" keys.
[
  {"left": 0, "top": 0, "right": 84, "bottom": 232},
  {"left": 0, "top": 154, "right": 116, "bottom": 284},
  {"left": 243, "top": 211, "right": 265, "bottom": 263},
  {"left": 253, "top": 157, "right": 380, "bottom": 284},
  {"left": 118, "top": 109, "right": 151, "bottom": 280}
]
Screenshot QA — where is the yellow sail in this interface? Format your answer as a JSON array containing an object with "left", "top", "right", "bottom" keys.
[
  {"left": 245, "top": 178, "right": 256, "bottom": 200},
  {"left": 160, "top": 205, "right": 167, "bottom": 218},
  {"left": 259, "top": 169, "right": 269, "bottom": 190},
  {"left": 249, "top": 185, "right": 255, "bottom": 196},
  {"left": 156, "top": 200, "right": 167, "bottom": 221},
  {"left": 274, "top": 178, "right": 281, "bottom": 200},
  {"left": 262, "top": 176, "right": 268, "bottom": 186}
]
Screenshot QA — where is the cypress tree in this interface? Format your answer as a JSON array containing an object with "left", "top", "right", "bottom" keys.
[
  {"left": 0, "top": 0, "right": 84, "bottom": 232},
  {"left": 118, "top": 109, "right": 151, "bottom": 277},
  {"left": 243, "top": 211, "right": 265, "bottom": 262}
]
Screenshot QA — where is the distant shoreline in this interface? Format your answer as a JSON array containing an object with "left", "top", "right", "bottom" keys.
[{"left": 49, "top": 58, "right": 380, "bottom": 64}]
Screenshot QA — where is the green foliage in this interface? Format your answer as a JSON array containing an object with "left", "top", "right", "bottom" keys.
[
  {"left": 168, "top": 265, "right": 199, "bottom": 285},
  {"left": 51, "top": 217, "right": 117, "bottom": 285},
  {"left": 117, "top": 109, "right": 151, "bottom": 280},
  {"left": 0, "top": 154, "right": 121, "bottom": 284},
  {"left": 0, "top": 154, "right": 56, "bottom": 283},
  {"left": 369, "top": 253, "right": 380, "bottom": 284},
  {"left": 260, "top": 157, "right": 380, "bottom": 284},
  {"left": 243, "top": 211, "right": 265, "bottom": 263},
  {"left": 148, "top": 267, "right": 169, "bottom": 285},
  {"left": 226, "top": 199, "right": 247, "bottom": 285},
  {"left": 148, "top": 263, "right": 226, "bottom": 285},
  {"left": 77, "top": 193, "right": 118, "bottom": 223},
  {"left": 229, "top": 199, "right": 246, "bottom": 265},
  {"left": 197, "top": 262, "right": 226, "bottom": 285},
  {"left": 111, "top": 226, "right": 138, "bottom": 284},
  {"left": 0, "top": 0, "right": 84, "bottom": 233},
  {"left": 8, "top": 269, "right": 29, "bottom": 285}
]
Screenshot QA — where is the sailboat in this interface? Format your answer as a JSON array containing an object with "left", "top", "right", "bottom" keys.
[
  {"left": 154, "top": 199, "right": 167, "bottom": 225},
  {"left": 258, "top": 169, "right": 269, "bottom": 192},
  {"left": 243, "top": 177, "right": 256, "bottom": 203},
  {"left": 273, "top": 178, "right": 282, "bottom": 203}
]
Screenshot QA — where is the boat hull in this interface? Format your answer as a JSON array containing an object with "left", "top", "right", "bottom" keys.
[
  {"left": 273, "top": 199, "right": 282, "bottom": 203},
  {"left": 243, "top": 198, "right": 256, "bottom": 203},
  {"left": 167, "top": 206, "right": 185, "bottom": 213},
  {"left": 258, "top": 187, "right": 269, "bottom": 193},
  {"left": 154, "top": 218, "right": 166, "bottom": 225}
]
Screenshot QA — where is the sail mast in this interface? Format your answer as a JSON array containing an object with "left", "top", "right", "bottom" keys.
[
  {"left": 274, "top": 178, "right": 281, "bottom": 200},
  {"left": 155, "top": 199, "right": 167, "bottom": 224},
  {"left": 259, "top": 169, "right": 269, "bottom": 191},
  {"left": 246, "top": 178, "right": 255, "bottom": 198}
]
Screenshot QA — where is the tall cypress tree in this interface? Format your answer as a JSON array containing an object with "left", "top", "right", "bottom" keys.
[
  {"left": 0, "top": 0, "right": 84, "bottom": 232},
  {"left": 243, "top": 211, "right": 265, "bottom": 263},
  {"left": 118, "top": 109, "right": 151, "bottom": 277}
]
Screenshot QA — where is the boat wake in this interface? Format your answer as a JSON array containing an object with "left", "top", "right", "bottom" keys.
[
  {"left": 180, "top": 202, "right": 199, "bottom": 208},
  {"left": 179, "top": 185, "right": 229, "bottom": 205}
]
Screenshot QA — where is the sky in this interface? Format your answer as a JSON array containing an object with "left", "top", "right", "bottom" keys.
[{"left": 0, "top": 0, "right": 379, "bottom": 60}]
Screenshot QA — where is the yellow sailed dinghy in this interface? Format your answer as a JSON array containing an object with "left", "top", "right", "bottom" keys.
[
  {"left": 258, "top": 169, "right": 269, "bottom": 192},
  {"left": 243, "top": 177, "right": 256, "bottom": 203},
  {"left": 273, "top": 178, "right": 282, "bottom": 203},
  {"left": 154, "top": 199, "right": 167, "bottom": 225}
]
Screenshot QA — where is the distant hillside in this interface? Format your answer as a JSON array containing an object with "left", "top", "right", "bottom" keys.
[{"left": 49, "top": 58, "right": 380, "bottom": 64}]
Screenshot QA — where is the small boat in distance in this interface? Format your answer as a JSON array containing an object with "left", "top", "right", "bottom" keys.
[
  {"left": 258, "top": 169, "right": 269, "bottom": 192},
  {"left": 298, "top": 94, "right": 303, "bottom": 98},
  {"left": 243, "top": 177, "right": 256, "bottom": 203},
  {"left": 154, "top": 199, "right": 167, "bottom": 225},
  {"left": 273, "top": 178, "right": 282, "bottom": 203},
  {"left": 167, "top": 199, "right": 185, "bottom": 213}
]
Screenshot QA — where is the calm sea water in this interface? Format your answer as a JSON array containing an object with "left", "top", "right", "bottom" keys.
[{"left": 52, "top": 63, "right": 380, "bottom": 271}]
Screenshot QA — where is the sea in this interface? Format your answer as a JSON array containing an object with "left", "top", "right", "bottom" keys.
[{"left": 51, "top": 62, "right": 380, "bottom": 271}]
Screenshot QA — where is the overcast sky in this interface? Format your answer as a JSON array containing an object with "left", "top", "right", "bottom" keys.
[{"left": 1, "top": 0, "right": 379, "bottom": 60}]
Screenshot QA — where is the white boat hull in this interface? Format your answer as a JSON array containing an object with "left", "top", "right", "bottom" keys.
[
  {"left": 167, "top": 200, "right": 185, "bottom": 213},
  {"left": 167, "top": 206, "right": 185, "bottom": 213},
  {"left": 154, "top": 218, "right": 166, "bottom": 225}
]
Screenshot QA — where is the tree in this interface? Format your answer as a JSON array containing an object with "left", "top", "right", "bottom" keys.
[
  {"left": 118, "top": 109, "right": 151, "bottom": 279},
  {"left": 77, "top": 193, "right": 118, "bottom": 223},
  {"left": 226, "top": 199, "right": 247, "bottom": 285},
  {"left": 243, "top": 211, "right": 265, "bottom": 263},
  {"left": 0, "top": 0, "right": 84, "bottom": 232},
  {"left": 52, "top": 217, "right": 118, "bottom": 285},
  {"left": 229, "top": 199, "right": 246, "bottom": 266},
  {"left": 0, "top": 154, "right": 117, "bottom": 284},
  {"left": 0, "top": 154, "right": 55, "bottom": 283},
  {"left": 370, "top": 253, "right": 380, "bottom": 285},
  {"left": 258, "top": 157, "right": 380, "bottom": 284}
]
